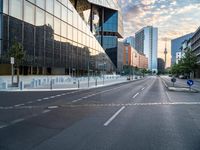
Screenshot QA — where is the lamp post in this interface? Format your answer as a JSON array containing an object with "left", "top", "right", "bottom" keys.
[{"left": 87, "top": 54, "right": 90, "bottom": 87}]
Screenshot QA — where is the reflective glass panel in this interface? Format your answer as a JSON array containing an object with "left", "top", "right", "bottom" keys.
[
  {"left": 67, "top": 10, "right": 72, "bottom": 25},
  {"left": 28, "top": 0, "right": 35, "bottom": 4},
  {"left": 36, "top": 8, "right": 44, "bottom": 26},
  {"left": 61, "top": 21, "right": 67, "bottom": 37},
  {"left": 61, "top": 5, "right": 67, "bottom": 22},
  {"left": 24, "top": 1, "right": 35, "bottom": 25},
  {"left": 46, "top": 0, "right": 54, "bottom": 14},
  {"left": 54, "top": 18, "right": 61, "bottom": 35},
  {"left": 36, "top": 0, "right": 45, "bottom": 9},
  {"left": 67, "top": 25, "right": 72, "bottom": 40},
  {"left": 46, "top": 13, "right": 54, "bottom": 29},
  {"left": 9, "top": 0, "right": 22, "bottom": 20},
  {"left": 3, "top": 0, "right": 8, "bottom": 14},
  {"left": 54, "top": 0, "right": 61, "bottom": 18}
]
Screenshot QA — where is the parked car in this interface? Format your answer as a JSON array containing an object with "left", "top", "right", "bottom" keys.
[{"left": 179, "top": 75, "right": 187, "bottom": 79}]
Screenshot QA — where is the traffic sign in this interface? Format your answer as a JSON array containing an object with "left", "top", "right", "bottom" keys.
[
  {"left": 187, "top": 80, "right": 194, "bottom": 86},
  {"left": 10, "top": 57, "right": 14, "bottom": 64},
  {"left": 171, "top": 77, "right": 176, "bottom": 83}
]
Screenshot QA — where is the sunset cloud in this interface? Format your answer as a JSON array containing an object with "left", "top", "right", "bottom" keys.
[{"left": 120, "top": 0, "right": 200, "bottom": 67}]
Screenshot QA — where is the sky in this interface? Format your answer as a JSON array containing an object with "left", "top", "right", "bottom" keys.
[{"left": 120, "top": 0, "right": 200, "bottom": 67}]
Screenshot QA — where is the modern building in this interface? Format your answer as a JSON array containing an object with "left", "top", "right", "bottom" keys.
[
  {"left": 191, "top": 27, "right": 200, "bottom": 78},
  {"left": 157, "top": 58, "right": 165, "bottom": 74},
  {"left": 171, "top": 33, "right": 193, "bottom": 66},
  {"left": 176, "top": 52, "right": 182, "bottom": 64},
  {"left": 124, "top": 36, "right": 135, "bottom": 48},
  {"left": 123, "top": 44, "right": 148, "bottom": 69},
  {"left": 117, "top": 39, "right": 124, "bottom": 73},
  {"left": 135, "top": 26, "right": 158, "bottom": 72},
  {"left": 70, "top": 0, "right": 123, "bottom": 68},
  {"left": 0, "top": 0, "right": 122, "bottom": 75}
]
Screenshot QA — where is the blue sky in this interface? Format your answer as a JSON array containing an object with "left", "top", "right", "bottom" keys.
[{"left": 120, "top": 0, "right": 200, "bottom": 66}]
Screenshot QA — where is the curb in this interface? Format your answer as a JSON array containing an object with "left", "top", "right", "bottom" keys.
[
  {"left": 0, "top": 77, "right": 145, "bottom": 92},
  {"left": 160, "top": 77, "right": 199, "bottom": 93}
]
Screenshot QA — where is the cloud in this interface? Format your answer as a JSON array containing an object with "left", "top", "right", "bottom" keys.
[{"left": 120, "top": 0, "right": 200, "bottom": 67}]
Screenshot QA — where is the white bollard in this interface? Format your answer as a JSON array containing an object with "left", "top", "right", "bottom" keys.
[
  {"left": 2, "top": 82, "right": 8, "bottom": 89},
  {"left": 19, "top": 81, "right": 24, "bottom": 91}
]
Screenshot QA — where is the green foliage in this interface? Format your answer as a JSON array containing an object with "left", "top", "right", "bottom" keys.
[
  {"left": 8, "top": 40, "right": 25, "bottom": 66},
  {"left": 171, "top": 48, "right": 197, "bottom": 76}
]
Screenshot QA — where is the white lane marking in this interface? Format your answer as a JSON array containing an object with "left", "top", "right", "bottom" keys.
[
  {"left": 48, "top": 106, "right": 59, "bottom": 109},
  {"left": 134, "top": 102, "right": 200, "bottom": 105},
  {"left": 14, "top": 104, "right": 24, "bottom": 107},
  {"left": 42, "top": 97, "right": 49, "bottom": 100},
  {"left": 49, "top": 96, "right": 56, "bottom": 98},
  {"left": 11, "top": 118, "right": 25, "bottom": 124},
  {"left": 42, "top": 110, "right": 51, "bottom": 114},
  {"left": 37, "top": 99, "right": 43, "bottom": 101},
  {"left": 132, "top": 93, "right": 139, "bottom": 99},
  {"left": 141, "top": 87, "right": 145, "bottom": 91},
  {"left": 165, "top": 91, "right": 171, "bottom": 102},
  {"left": 72, "top": 98, "right": 83, "bottom": 103},
  {"left": 27, "top": 101, "right": 33, "bottom": 104},
  {"left": 0, "top": 124, "right": 8, "bottom": 129},
  {"left": 104, "top": 106, "right": 126, "bottom": 126}
]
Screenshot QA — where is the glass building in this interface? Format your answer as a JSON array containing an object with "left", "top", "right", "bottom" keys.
[
  {"left": 70, "top": 0, "right": 123, "bottom": 68},
  {"left": 0, "top": 0, "right": 116, "bottom": 75}
]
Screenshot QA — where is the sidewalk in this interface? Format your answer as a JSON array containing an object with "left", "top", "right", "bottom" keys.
[
  {"left": 0, "top": 75, "right": 144, "bottom": 92},
  {"left": 160, "top": 75, "right": 199, "bottom": 92}
]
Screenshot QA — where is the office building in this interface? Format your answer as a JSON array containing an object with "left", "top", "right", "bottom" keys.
[
  {"left": 191, "top": 27, "right": 200, "bottom": 78},
  {"left": 124, "top": 36, "right": 135, "bottom": 48},
  {"left": 0, "top": 0, "right": 122, "bottom": 75},
  {"left": 123, "top": 44, "right": 148, "bottom": 69},
  {"left": 70, "top": 0, "right": 123, "bottom": 68},
  {"left": 117, "top": 39, "right": 124, "bottom": 73},
  {"left": 135, "top": 26, "right": 158, "bottom": 72},
  {"left": 171, "top": 33, "right": 193, "bottom": 66},
  {"left": 157, "top": 58, "right": 165, "bottom": 74}
]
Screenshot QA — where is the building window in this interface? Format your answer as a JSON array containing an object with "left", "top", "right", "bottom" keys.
[
  {"left": 46, "top": 13, "right": 54, "bottom": 29},
  {"left": 61, "top": 21, "right": 67, "bottom": 38},
  {"left": 36, "top": 0, "right": 45, "bottom": 10},
  {"left": 54, "top": 18, "right": 60, "bottom": 35},
  {"left": 46, "top": 0, "right": 54, "bottom": 14},
  {"left": 9, "top": 0, "right": 22, "bottom": 20},
  {"left": 54, "top": 0, "right": 61, "bottom": 18},
  {"left": 3, "top": 0, "right": 8, "bottom": 14},
  {"left": 36, "top": 8, "right": 44, "bottom": 26},
  {"left": 24, "top": 1, "right": 35, "bottom": 25},
  {"left": 61, "top": 5, "right": 67, "bottom": 22}
]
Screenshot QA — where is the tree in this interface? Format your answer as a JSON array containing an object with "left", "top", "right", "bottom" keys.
[
  {"left": 8, "top": 41, "right": 25, "bottom": 84},
  {"left": 141, "top": 68, "right": 147, "bottom": 77},
  {"left": 171, "top": 48, "right": 197, "bottom": 78}
]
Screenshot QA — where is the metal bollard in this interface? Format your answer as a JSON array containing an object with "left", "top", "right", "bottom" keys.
[
  {"left": 19, "top": 81, "right": 24, "bottom": 91},
  {"left": 95, "top": 79, "right": 97, "bottom": 86},
  {"left": 78, "top": 80, "right": 80, "bottom": 88}
]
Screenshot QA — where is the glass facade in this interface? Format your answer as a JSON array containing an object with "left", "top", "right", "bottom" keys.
[
  {"left": 0, "top": 0, "right": 115, "bottom": 75},
  {"left": 70, "top": 0, "right": 123, "bottom": 68}
]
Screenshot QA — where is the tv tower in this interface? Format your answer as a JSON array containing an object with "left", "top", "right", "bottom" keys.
[{"left": 164, "top": 41, "right": 167, "bottom": 68}]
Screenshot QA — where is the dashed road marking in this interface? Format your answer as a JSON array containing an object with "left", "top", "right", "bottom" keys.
[
  {"left": 0, "top": 124, "right": 8, "bottom": 129},
  {"left": 132, "top": 93, "right": 139, "bottom": 99},
  {"left": 48, "top": 106, "right": 59, "bottom": 109},
  {"left": 141, "top": 87, "right": 145, "bottom": 91},
  {"left": 14, "top": 104, "right": 25, "bottom": 107},
  {"left": 11, "top": 118, "right": 25, "bottom": 124},
  {"left": 104, "top": 106, "right": 125, "bottom": 126},
  {"left": 42, "top": 109, "right": 51, "bottom": 114}
]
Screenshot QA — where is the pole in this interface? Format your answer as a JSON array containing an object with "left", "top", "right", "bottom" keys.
[
  {"left": 11, "top": 64, "right": 14, "bottom": 85},
  {"left": 88, "top": 60, "right": 89, "bottom": 87}
]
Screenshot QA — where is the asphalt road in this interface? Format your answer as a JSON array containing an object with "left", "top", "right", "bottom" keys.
[{"left": 0, "top": 76, "right": 200, "bottom": 150}]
